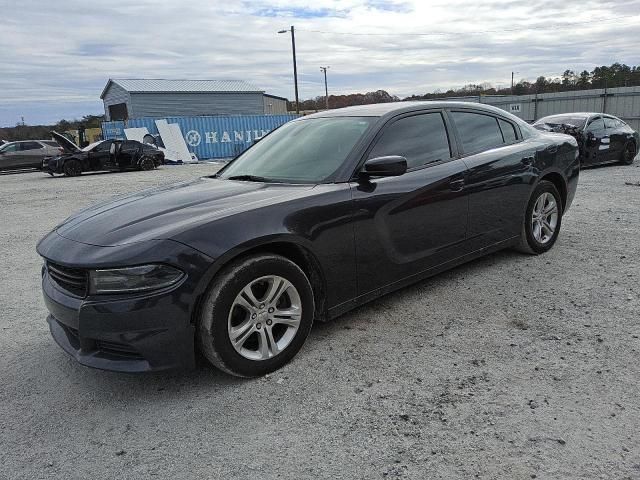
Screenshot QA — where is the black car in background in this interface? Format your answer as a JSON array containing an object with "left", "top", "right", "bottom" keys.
[
  {"left": 533, "top": 113, "right": 638, "bottom": 166},
  {"left": 45, "top": 131, "right": 164, "bottom": 176},
  {"left": 37, "top": 102, "right": 579, "bottom": 377}
]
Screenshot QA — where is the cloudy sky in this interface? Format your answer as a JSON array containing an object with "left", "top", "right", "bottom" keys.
[{"left": 1, "top": 0, "right": 639, "bottom": 126}]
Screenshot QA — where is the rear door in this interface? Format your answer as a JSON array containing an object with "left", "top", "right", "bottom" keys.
[
  {"left": 18, "top": 141, "right": 46, "bottom": 168},
  {"left": 449, "top": 109, "right": 536, "bottom": 250},
  {"left": 350, "top": 110, "right": 470, "bottom": 295},
  {"left": 117, "top": 141, "right": 142, "bottom": 168}
]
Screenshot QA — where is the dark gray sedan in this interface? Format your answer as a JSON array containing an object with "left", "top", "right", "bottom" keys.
[{"left": 0, "top": 140, "right": 62, "bottom": 170}]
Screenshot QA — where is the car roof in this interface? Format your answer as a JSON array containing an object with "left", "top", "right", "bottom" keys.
[{"left": 302, "top": 101, "right": 518, "bottom": 119}]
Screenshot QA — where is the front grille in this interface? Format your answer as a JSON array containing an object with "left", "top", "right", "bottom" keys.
[{"left": 47, "top": 262, "right": 88, "bottom": 297}]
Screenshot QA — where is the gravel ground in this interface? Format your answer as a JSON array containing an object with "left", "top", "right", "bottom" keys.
[{"left": 1, "top": 161, "right": 639, "bottom": 479}]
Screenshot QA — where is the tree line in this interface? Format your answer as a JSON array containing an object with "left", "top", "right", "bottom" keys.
[
  {"left": 0, "top": 115, "right": 104, "bottom": 142},
  {"left": 291, "top": 62, "right": 640, "bottom": 110}
]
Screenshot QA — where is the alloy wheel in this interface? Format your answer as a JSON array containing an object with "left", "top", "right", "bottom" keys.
[
  {"left": 531, "top": 192, "right": 558, "bottom": 244},
  {"left": 227, "top": 275, "right": 302, "bottom": 361}
]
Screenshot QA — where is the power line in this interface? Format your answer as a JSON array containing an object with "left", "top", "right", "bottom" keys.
[{"left": 297, "top": 14, "right": 640, "bottom": 37}]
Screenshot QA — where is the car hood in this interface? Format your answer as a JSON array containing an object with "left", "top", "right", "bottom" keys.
[
  {"left": 55, "top": 177, "right": 315, "bottom": 247},
  {"left": 51, "top": 130, "right": 82, "bottom": 153}
]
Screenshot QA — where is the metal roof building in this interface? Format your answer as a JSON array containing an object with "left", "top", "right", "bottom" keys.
[{"left": 100, "top": 79, "right": 288, "bottom": 120}]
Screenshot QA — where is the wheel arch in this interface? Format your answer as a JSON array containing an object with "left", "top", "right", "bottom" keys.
[
  {"left": 192, "top": 238, "right": 328, "bottom": 326},
  {"left": 539, "top": 171, "right": 567, "bottom": 210}
]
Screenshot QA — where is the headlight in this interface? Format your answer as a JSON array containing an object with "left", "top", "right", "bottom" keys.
[{"left": 89, "top": 264, "right": 184, "bottom": 294}]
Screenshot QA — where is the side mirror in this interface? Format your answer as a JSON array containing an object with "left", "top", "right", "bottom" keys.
[{"left": 361, "top": 156, "right": 407, "bottom": 178}]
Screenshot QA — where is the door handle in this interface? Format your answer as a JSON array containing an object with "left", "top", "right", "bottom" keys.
[
  {"left": 449, "top": 178, "right": 465, "bottom": 191},
  {"left": 521, "top": 156, "right": 534, "bottom": 165}
]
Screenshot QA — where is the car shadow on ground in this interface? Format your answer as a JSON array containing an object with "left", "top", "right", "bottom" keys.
[{"left": 36, "top": 247, "right": 525, "bottom": 401}]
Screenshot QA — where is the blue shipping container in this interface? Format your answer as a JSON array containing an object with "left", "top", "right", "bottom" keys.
[{"left": 102, "top": 114, "right": 298, "bottom": 160}]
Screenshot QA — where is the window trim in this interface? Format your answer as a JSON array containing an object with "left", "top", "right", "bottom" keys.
[
  {"left": 351, "top": 108, "right": 457, "bottom": 178},
  {"left": 446, "top": 109, "right": 522, "bottom": 157}
]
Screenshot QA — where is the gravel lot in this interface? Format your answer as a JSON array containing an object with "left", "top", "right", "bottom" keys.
[{"left": 1, "top": 161, "right": 639, "bottom": 479}]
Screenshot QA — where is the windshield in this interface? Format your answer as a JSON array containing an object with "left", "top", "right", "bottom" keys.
[
  {"left": 218, "top": 117, "right": 374, "bottom": 183},
  {"left": 534, "top": 116, "right": 587, "bottom": 129}
]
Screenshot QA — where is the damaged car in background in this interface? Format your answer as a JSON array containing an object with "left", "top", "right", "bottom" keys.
[
  {"left": 44, "top": 131, "right": 164, "bottom": 177},
  {"left": 533, "top": 113, "right": 638, "bottom": 167}
]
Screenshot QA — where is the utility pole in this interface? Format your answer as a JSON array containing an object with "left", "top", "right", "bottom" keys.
[
  {"left": 511, "top": 71, "right": 515, "bottom": 94},
  {"left": 320, "top": 66, "right": 329, "bottom": 110},
  {"left": 278, "top": 26, "right": 300, "bottom": 114}
]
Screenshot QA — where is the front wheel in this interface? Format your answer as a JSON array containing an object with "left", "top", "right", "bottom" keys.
[
  {"left": 620, "top": 142, "right": 636, "bottom": 165},
  {"left": 63, "top": 159, "right": 82, "bottom": 177},
  {"left": 517, "top": 180, "right": 563, "bottom": 255},
  {"left": 197, "top": 254, "right": 315, "bottom": 377}
]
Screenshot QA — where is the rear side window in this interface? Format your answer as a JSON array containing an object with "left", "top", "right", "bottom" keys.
[
  {"left": 42, "top": 141, "right": 58, "bottom": 147},
  {"left": 20, "top": 141, "right": 42, "bottom": 151},
  {"left": 451, "top": 111, "right": 505, "bottom": 154},
  {"left": 121, "top": 141, "right": 140, "bottom": 150},
  {"left": 498, "top": 119, "right": 518, "bottom": 143},
  {"left": 368, "top": 112, "right": 451, "bottom": 169}
]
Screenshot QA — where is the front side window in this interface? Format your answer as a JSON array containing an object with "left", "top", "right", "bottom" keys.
[
  {"left": 93, "top": 141, "right": 113, "bottom": 153},
  {"left": 367, "top": 113, "right": 451, "bottom": 169},
  {"left": 0, "top": 143, "right": 19, "bottom": 153},
  {"left": 219, "top": 117, "right": 374, "bottom": 183},
  {"left": 451, "top": 111, "right": 505, "bottom": 154},
  {"left": 586, "top": 117, "right": 605, "bottom": 132}
]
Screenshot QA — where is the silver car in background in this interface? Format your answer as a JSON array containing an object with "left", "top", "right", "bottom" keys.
[{"left": 0, "top": 140, "right": 62, "bottom": 170}]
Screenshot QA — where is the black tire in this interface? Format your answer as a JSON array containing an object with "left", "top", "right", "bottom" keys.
[
  {"left": 139, "top": 156, "right": 156, "bottom": 171},
  {"left": 197, "top": 254, "right": 315, "bottom": 377},
  {"left": 63, "top": 159, "right": 82, "bottom": 177},
  {"left": 516, "top": 180, "right": 563, "bottom": 255},
  {"left": 620, "top": 141, "right": 636, "bottom": 165}
]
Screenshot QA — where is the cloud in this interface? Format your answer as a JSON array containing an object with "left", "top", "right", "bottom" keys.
[{"left": 1, "top": 0, "right": 639, "bottom": 125}]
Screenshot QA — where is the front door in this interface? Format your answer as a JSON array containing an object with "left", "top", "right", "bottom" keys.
[
  {"left": 0, "top": 143, "right": 21, "bottom": 169},
  {"left": 88, "top": 141, "right": 113, "bottom": 170},
  {"left": 350, "top": 111, "right": 469, "bottom": 296},
  {"left": 583, "top": 116, "right": 609, "bottom": 165}
]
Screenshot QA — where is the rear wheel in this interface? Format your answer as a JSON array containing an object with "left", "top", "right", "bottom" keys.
[
  {"left": 139, "top": 156, "right": 156, "bottom": 171},
  {"left": 517, "top": 180, "right": 563, "bottom": 255},
  {"left": 63, "top": 159, "right": 82, "bottom": 177},
  {"left": 620, "top": 141, "right": 636, "bottom": 165},
  {"left": 197, "top": 254, "right": 315, "bottom": 377}
]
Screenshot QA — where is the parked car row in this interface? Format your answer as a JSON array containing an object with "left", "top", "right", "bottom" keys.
[
  {"left": 0, "top": 132, "right": 164, "bottom": 175},
  {"left": 44, "top": 131, "right": 164, "bottom": 176}
]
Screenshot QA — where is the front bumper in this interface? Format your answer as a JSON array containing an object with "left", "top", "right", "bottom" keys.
[{"left": 38, "top": 234, "right": 214, "bottom": 372}]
